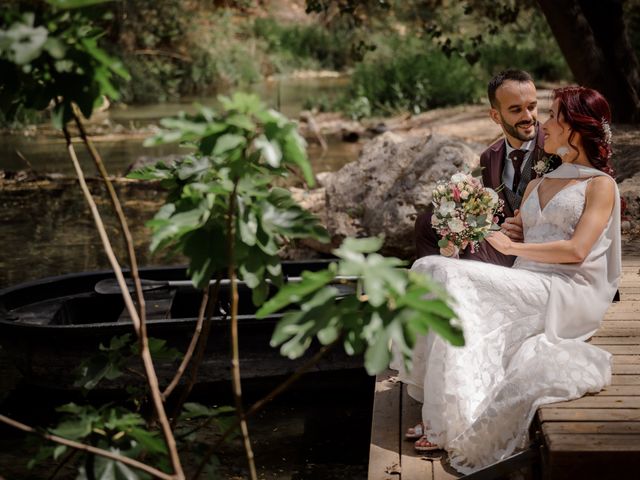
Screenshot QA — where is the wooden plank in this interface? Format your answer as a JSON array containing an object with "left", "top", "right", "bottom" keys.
[
  {"left": 549, "top": 396, "right": 640, "bottom": 408},
  {"left": 613, "top": 355, "right": 640, "bottom": 364},
  {"left": 597, "top": 385, "right": 640, "bottom": 395},
  {"left": 368, "top": 369, "right": 402, "bottom": 480},
  {"left": 593, "top": 327, "right": 640, "bottom": 337},
  {"left": 544, "top": 433, "right": 640, "bottom": 451},
  {"left": 605, "top": 302, "right": 640, "bottom": 312},
  {"left": 589, "top": 336, "right": 640, "bottom": 345},
  {"left": 600, "top": 321, "right": 640, "bottom": 328},
  {"left": 543, "top": 421, "right": 640, "bottom": 434},
  {"left": 613, "top": 364, "right": 640, "bottom": 374},
  {"left": 433, "top": 457, "right": 460, "bottom": 480},
  {"left": 604, "top": 312, "right": 640, "bottom": 320},
  {"left": 538, "top": 408, "right": 640, "bottom": 422},
  {"left": 400, "top": 384, "right": 434, "bottom": 480},
  {"left": 615, "top": 293, "right": 640, "bottom": 301},
  {"left": 597, "top": 345, "right": 640, "bottom": 354},
  {"left": 611, "top": 374, "right": 640, "bottom": 385}
]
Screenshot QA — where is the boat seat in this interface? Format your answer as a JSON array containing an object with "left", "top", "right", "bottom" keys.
[{"left": 117, "top": 287, "right": 178, "bottom": 323}]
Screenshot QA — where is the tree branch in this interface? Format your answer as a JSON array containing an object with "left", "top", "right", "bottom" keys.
[
  {"left": 59, "top": 114, "right": 185, "bottom": 479},
  {"left": 0, "top": 415, "right": 175, "bottom": 480},
  {"left": 227, "top": 180, "right": 258, "bottom": 480},
  {"left": 71, "top": 104, "right": 147, "bottom": 331},
  {"left": 170, "top": 274, "right": 224, "bottom": 424}
]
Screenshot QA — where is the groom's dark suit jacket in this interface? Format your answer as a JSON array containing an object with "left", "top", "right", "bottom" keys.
[{"left": 415, "top": 125, "right": 552, "bottom": 267}]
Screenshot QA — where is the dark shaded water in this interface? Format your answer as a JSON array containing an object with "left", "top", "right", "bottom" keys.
[{"left": 0, "top": 370, "right": 374, "bottom": 479}]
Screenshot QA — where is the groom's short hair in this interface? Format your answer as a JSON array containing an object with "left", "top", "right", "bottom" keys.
[{"left": 488, "top": 69, "right": 534, "bottom": 108}]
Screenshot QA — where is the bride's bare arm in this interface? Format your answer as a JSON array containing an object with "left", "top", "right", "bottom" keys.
[{"left": 487, "top": 176, "right": 616, "bottom": 263}]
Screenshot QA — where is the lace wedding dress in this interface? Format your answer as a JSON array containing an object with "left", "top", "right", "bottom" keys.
[{"left": 392, "top": 164, "right": 621, "bottom": 474}]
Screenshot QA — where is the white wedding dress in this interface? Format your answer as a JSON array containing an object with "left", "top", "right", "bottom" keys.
[{"left": 392, "top": 164, "right": 622, "bottom": 474}]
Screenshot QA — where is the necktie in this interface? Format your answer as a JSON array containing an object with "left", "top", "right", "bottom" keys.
[{"left": 508, "top": 149, "right": 526, "bottom": 192}]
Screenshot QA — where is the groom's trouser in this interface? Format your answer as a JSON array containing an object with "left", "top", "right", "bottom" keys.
[{"left": 414, "top": 206, "right": 516, "bottom": 267}]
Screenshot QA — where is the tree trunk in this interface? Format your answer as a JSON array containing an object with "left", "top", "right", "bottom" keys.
[{"left": 536, "top": 0, "right": 640, "bottom": 123}]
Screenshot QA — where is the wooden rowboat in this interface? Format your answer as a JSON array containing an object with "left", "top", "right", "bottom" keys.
[{"left": 0, "top": 261, "right": 362, "bottom": 390}]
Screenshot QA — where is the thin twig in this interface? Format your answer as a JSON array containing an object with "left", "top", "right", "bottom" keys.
[
  {"left": 163, "top": 275, "right": 221, "bottom": 401},
  {"left": 170, "top": 275, "right": 223, "bottom": 424},
  {"left": 191, "top": 338, "right": 338, "bottom": 480},
  {"left": 71, "top": 105, "right": 147, "bottom": 331},
  {"left": 162, "top": 288, "right": 209, "bottom": 401},
  {"left": 59, "top": 117, "right": 185, "bottom": 479},
  {"left": 0, "top": 415, "right": 174, "bottom": 480},
  {"left": 227, "top": 181, "right": 258, "bottom": 480},
  {"left": 48, "top": 448, "right": 78, "bottom": 480}
]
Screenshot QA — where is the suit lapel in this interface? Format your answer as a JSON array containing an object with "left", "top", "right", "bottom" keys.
[{"left": 490, "top": 141, "right": 505, "bottom": 190}]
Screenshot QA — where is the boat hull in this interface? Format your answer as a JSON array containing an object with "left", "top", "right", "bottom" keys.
[{"left": 0, "top": 262, "right": 362, "bottom": 390}]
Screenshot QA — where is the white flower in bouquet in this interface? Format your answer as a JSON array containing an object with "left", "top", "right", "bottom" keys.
[
  {"left": 448, "top": 218, "right": 465, "bottom": 233},
  {"left": 451, "top": 172, "right": 467, "bottom": 183},
  {"left": 438, "top": 200, "right": 456, "bottom": 216},
  {"left": 485, "top": 188, "right": 499, "bottom": 204}
]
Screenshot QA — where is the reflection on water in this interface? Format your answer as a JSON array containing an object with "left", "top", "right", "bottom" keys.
[
  {"left": 0, "top": 76, "right": 360, "bottom": 289},
  {"left": 0, "top": 76, "right": 352, "bottom": 175},
  {"left": 110, "top": 76, "right": 350, "bottom": 124},
  {"left": 0, "top": 180, "right": 179, "bottom": 289}
]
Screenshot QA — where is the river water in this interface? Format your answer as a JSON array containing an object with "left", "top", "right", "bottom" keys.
[{"left": 0, "top": 76, "right": 360, "bottom": 289}]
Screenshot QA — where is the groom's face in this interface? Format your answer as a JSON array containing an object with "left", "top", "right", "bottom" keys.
[{"left": 490, "top": 80, "right": 538, "bottom": 147}]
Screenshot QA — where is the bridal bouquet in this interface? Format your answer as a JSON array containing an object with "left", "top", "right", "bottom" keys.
[{"left": 431, "top": 172, "right": 504, "bottom": 257}]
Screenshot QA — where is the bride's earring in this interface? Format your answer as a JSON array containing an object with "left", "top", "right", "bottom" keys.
[{"left": 556, "top": 145, "right": 570, "bottom": 158}]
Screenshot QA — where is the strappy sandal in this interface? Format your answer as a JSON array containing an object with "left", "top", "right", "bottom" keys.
[
  {"left": 414, "top": 435, "right": 441, "bottom": 452},
  {"left": 405, "top": 423, "right": 424, "bottom": 440}
]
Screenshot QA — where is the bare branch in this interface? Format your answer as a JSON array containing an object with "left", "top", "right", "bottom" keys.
[
  {"left": 227, "top": 180, "right": 258, "bottom": 480},
  {"left": 71, "top": 104, "right": 147, "bottom": 330},
  {"left": 162, "top": 285, "right": 210, "bottom": 401},
  {"left": 59, "top": 117, "right": 185, "bottom": 479}
]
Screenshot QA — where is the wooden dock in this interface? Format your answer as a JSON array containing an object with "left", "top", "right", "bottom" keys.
[{"left": 368, "top": 257, "right": 640, "bottom": 479}]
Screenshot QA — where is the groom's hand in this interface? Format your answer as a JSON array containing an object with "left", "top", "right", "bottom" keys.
[{"left": 501, "top": 209, "right": 524, "bottom": 242}]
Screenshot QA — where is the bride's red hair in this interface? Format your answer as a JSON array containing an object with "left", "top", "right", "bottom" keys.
[{"left": 553, "top": 86, "right": 614, "bottom": 176}]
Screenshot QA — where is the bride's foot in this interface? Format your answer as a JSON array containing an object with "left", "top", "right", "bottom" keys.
[
  {"left": 405, "top": 423, "right": 424, "bottom": 440},
  {"left": 414, "top": 435, "right": 441, "bottom": 452}
]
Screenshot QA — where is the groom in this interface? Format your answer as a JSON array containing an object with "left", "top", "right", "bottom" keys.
[{"left": 415, "top": 69, "right": 556, "bottom": 267}]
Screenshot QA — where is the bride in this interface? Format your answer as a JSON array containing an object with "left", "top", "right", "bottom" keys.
[{"left": 392, "top": 86, "right": 621, "bottom": 474}]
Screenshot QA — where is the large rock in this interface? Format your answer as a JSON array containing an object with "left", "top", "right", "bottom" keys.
[
  {"left": 321, "top": 131, "right": 478, "bottom": 258},
  {"left": 618, "top": 173, "right": 640, "bottom": 232}
]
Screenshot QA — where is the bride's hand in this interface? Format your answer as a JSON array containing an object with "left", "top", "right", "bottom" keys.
[
  {"left": 439, "top": 241, "right": 459, "bottom": 257},
  {"left": 486, "top": 230, "right": 513, "bottom": 255}
]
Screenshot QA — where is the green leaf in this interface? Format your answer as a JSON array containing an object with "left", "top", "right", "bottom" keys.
[
  {"left": 281, "top": 129, "right": 314, "bottom": 186},
  {"left": 51, "top": 417, "right": 93, "bottom": 440},
  {"left": 397, "top": 290, "right": 463, "bottom": 346},
  {"left": 334, "top": 236, "right": 384, "bottom": 258},
  {"left": 256, "top": 266, "right": 336, "bottom": 317},
  {"left": 128, "top": 428, "right": 167, "bottom": 455},
  {"left": 213, "top": 134, "right": 246, "bottom": 156},
  {"left": 253, "top": 135, "right": 282, "bottom": 168},
  {"left": 53, "top": 445, "right": 67, "bottom": 460},
  {"left": 226, "top": 113, "right": 255, "bottom": 131},
  {"left": 364, "top": 328, "right": 390, "bottom": 375},
  {"left": 46, "top": 0, "right": 115, "bottom": 8}
]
